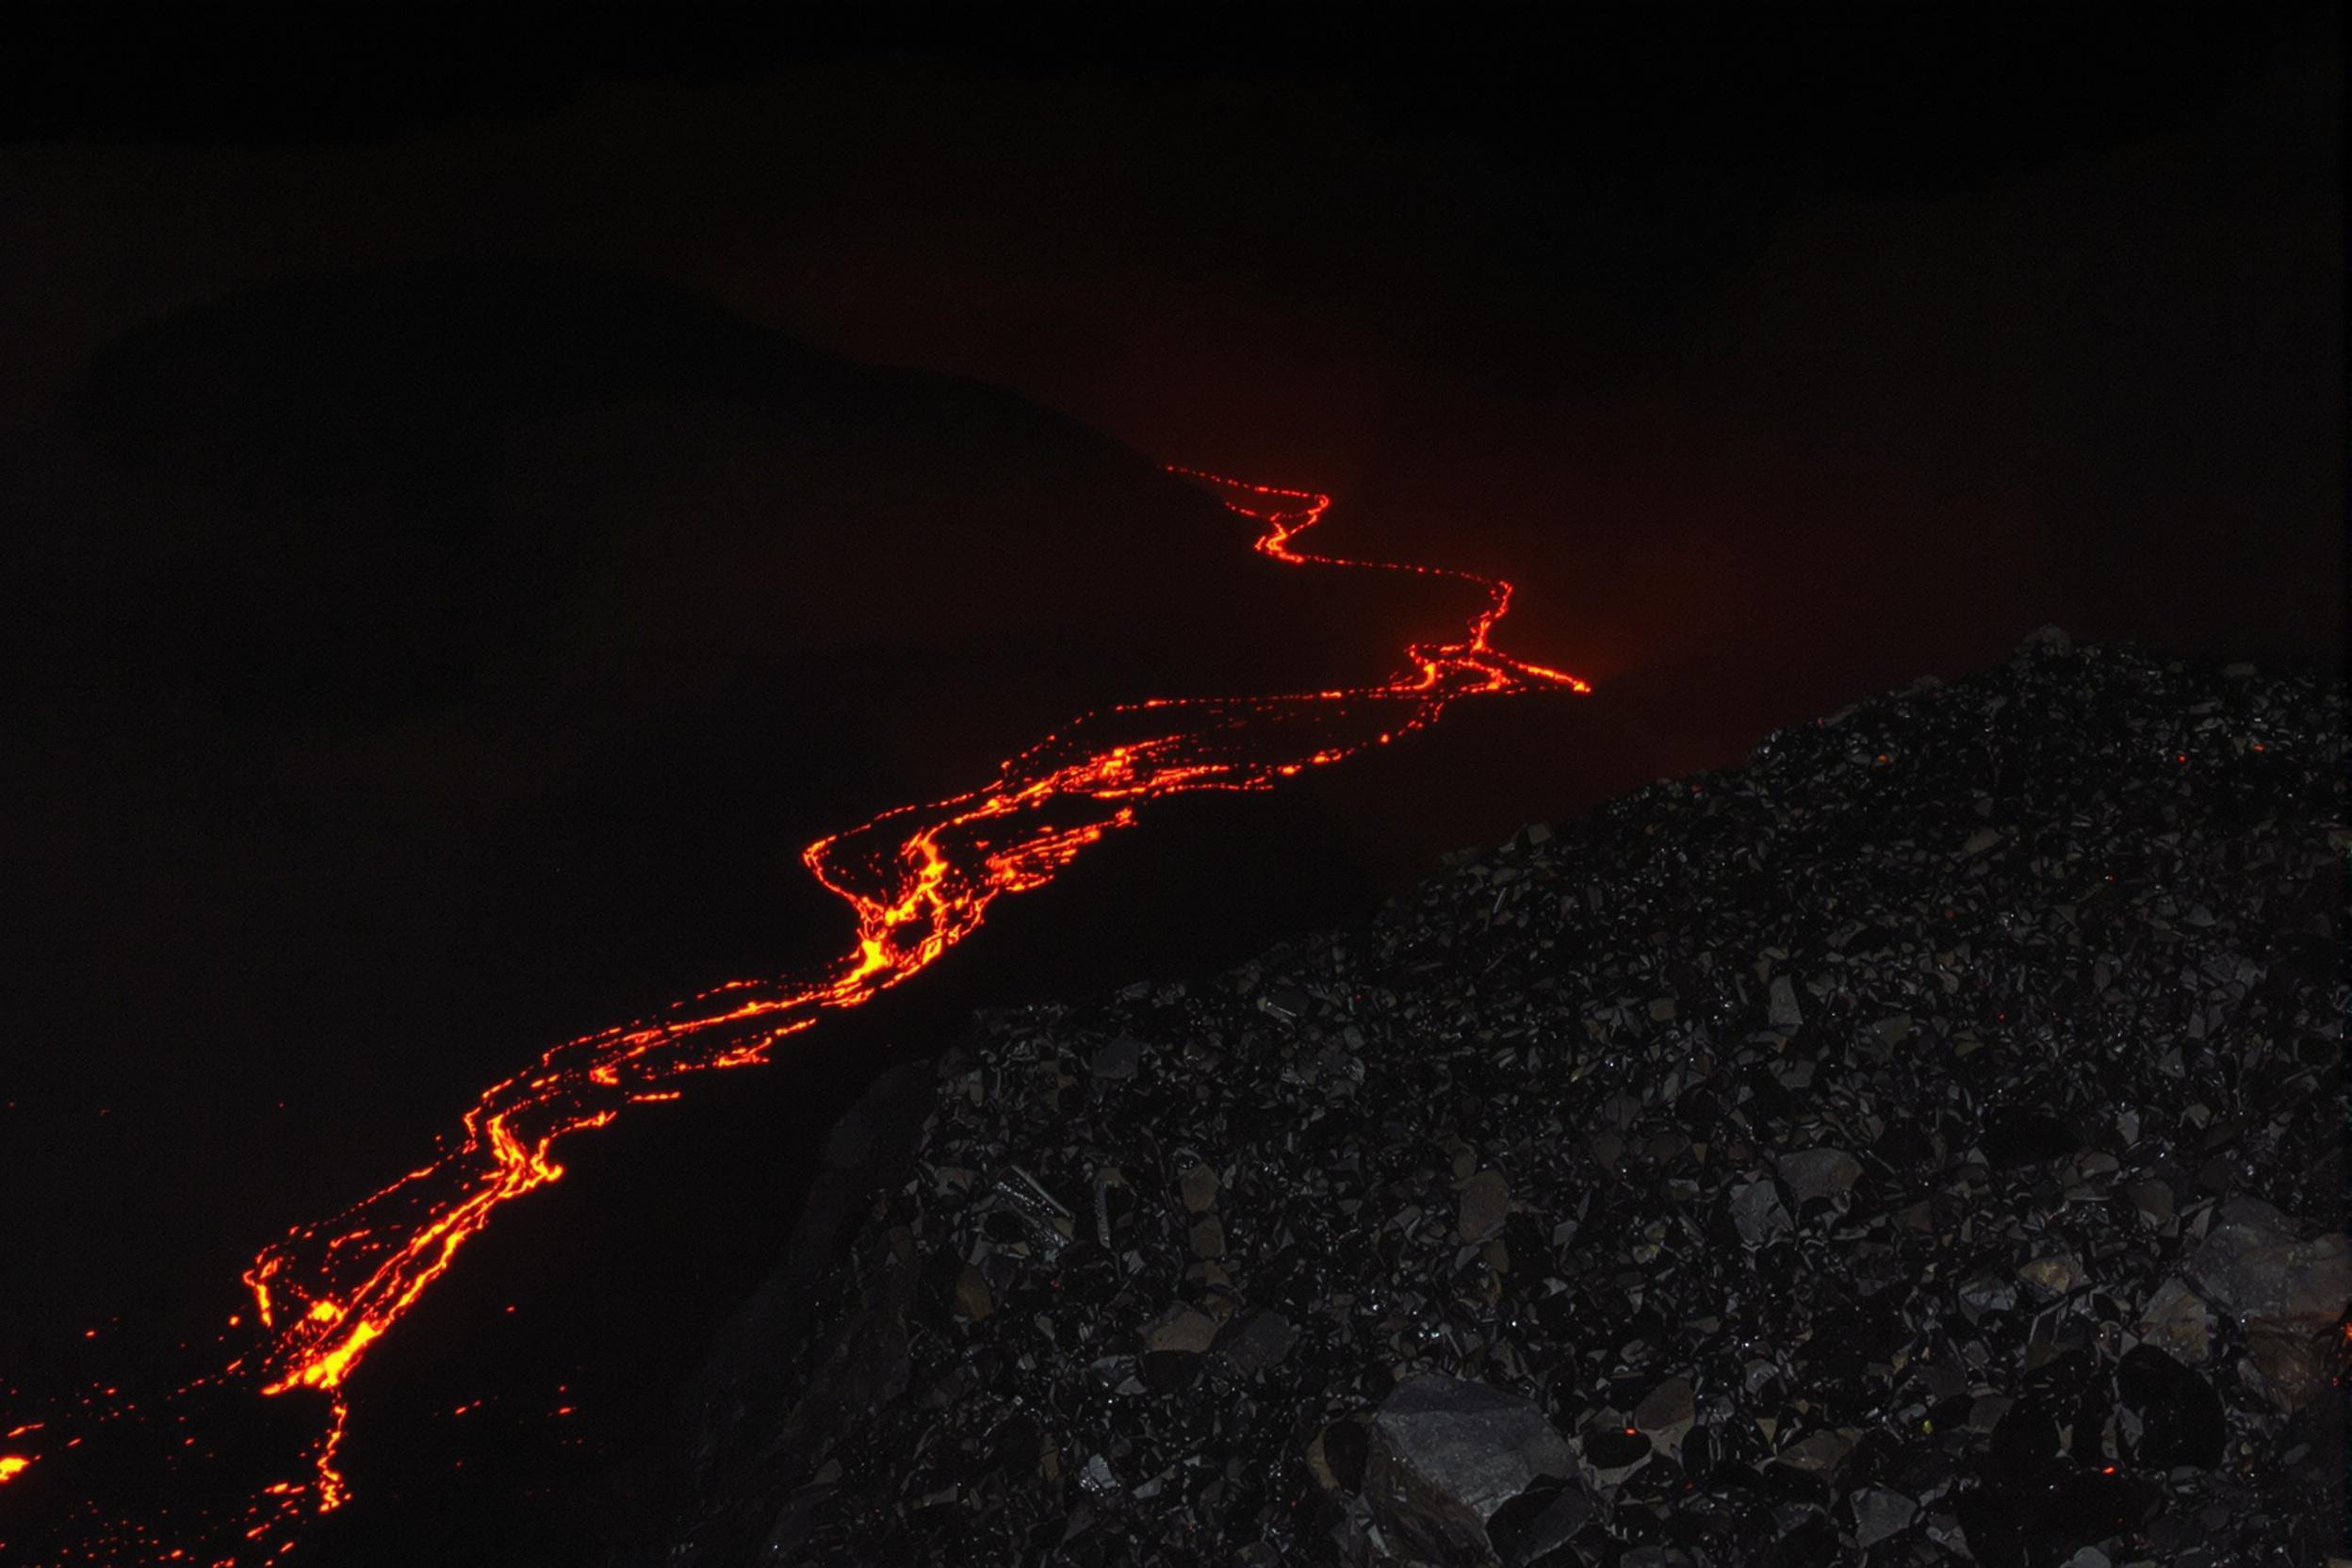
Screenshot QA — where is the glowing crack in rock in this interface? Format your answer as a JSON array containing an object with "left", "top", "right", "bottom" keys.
[{"left": 3, "top": 466, "right": 1585, "bottom": 1562}]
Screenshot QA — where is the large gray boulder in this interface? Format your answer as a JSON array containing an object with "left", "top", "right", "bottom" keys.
[
  {"left": 2183, "top": 1198, "right": 2351, "bottom": 1335},
  {"left": 2182, "top": 1198, "right": 2352, "bottom": 1412},
  {"left": 1364, "top": 1374, "right": 1579, "bottom": 1565}
]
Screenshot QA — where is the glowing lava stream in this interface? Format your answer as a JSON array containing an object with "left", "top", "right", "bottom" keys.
[{"left": 2, "top": 466, "right": 1585, "bottom": 1559}]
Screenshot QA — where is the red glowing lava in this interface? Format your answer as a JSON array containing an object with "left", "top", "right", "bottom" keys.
[{"left": 4, "top": 466, "right": 1584, "bottom": 1561}]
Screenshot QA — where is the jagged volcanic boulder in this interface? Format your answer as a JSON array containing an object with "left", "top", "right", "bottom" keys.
[{"left": 1362, "top": 1374, "right": 1577, "bottom": 1565}]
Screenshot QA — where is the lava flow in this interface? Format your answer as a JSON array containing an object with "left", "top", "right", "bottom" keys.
[{"left": 1, "top": 466, "right": 1584, "bottom": 1563}]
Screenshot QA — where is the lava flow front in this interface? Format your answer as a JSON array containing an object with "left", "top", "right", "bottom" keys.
[{"left": 0, "top": 467, "right": 1584, "bottom": 1563}]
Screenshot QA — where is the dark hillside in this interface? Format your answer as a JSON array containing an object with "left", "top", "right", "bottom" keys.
[{"left": 649, "top": 632, "right": 2344, "bottom": 1567}]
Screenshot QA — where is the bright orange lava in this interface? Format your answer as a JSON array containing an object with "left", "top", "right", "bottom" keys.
[{"left": 4, "top": 467, "right": 1584, "bottom": 1561}]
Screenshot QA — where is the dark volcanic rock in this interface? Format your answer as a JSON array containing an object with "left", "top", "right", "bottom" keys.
[
  {"left": 1482, "top": 1478, "right": 1592, "bottom": 1568},
  {"left": 2116, "top": 1346, "right": 2226, "bottom": 1468},
  {"left": 2184, "top": 1197, "right": 2352, "bottom": 1336},
  {"left": 2180, "top": 1197, "right": 2352, "bottom": 1414},
  {"left": 654, "top": 636, "right": 2346, "bottom": 1566},
  {"left": 1216, "top": 1310, "right": 1298, "bottom": 1380},
  {"left": 1777, "top": 1146, "right": 1862, "bottom": 1206},
  {"left": 1362, "top": 1374, "right": 1577, "bottom": 1566}
]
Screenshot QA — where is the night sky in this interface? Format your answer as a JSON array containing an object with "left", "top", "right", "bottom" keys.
[{"left": 0, "top": 8, "right": 2339, "bottom": 1565}]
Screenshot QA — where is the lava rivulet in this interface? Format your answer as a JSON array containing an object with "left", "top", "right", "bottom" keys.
[{"left": 2, "top": 466, "right": 1585, "bottom": 1562}]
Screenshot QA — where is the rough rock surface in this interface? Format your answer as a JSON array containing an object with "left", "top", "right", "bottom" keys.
[
  {"left": 655, "top": 634, "right": 2345, "bottom": 1567},
  {"left": 1363, "top": 1374, "right": 1577, "bottom": 1564}
]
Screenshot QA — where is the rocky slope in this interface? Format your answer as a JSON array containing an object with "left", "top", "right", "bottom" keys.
[{"left": 647, "top": 630, "right": 2345, "bottom": 1567}]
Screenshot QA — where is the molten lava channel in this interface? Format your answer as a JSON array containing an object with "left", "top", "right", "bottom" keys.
[{"left": 1, "top": 466, "right": 1585, "bottom": 1563}]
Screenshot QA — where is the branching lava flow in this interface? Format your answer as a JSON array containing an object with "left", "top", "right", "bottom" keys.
[{"left": 0, "top": 467, "right": 1585, "bottom": 1563}]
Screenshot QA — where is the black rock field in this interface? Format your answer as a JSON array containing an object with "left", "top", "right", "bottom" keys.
[{"left": 635, "top": 629, "right": 2346, "bottom": 1568}]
